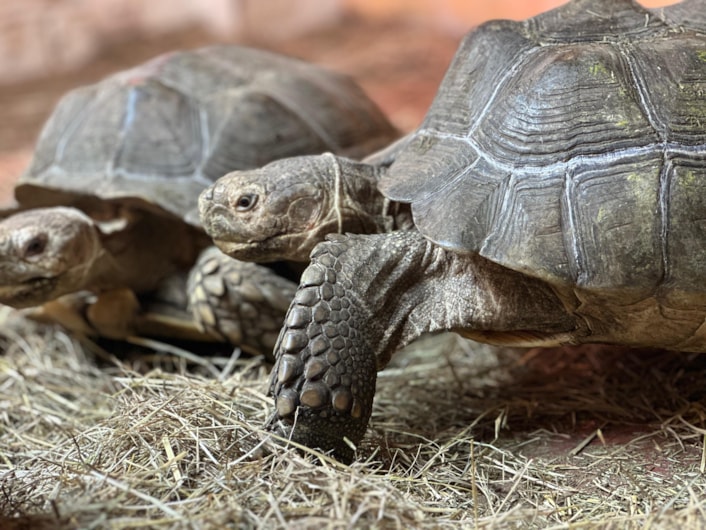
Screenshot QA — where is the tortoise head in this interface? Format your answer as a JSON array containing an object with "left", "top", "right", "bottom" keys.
[
  {"left": 0, "top": 207, "right": 103, "bottom": 307},
  {"left": 199, "top": 154, "right": 386, "bottom": 263}
]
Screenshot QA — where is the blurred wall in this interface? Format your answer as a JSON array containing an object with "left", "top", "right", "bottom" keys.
[
  {"left": 0, "top": 0, "right": 677, "bottom": 84},
  {"left": 0, "top": 0, "right": 340, "bottom": 84},
  {"left": 346, "top": 0, "right": 676, "bottom": 33}
]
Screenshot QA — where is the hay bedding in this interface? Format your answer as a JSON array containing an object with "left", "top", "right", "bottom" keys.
[{"left": 1, "top": 306, "right": 706, "bottom": 530}]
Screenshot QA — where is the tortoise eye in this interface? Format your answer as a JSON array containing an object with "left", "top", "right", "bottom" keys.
[
  {"left": 23, "top": 234, "right": 48, "bottom": 259},
  {"left": 235, "top": 193, "right": 257, "bottom": 212}
]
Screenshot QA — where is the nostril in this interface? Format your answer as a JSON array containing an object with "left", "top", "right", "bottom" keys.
[
  {"left": 201, "top": 185, "right": 215, "bottom": 202},
  {"left": 212, "top": 182, "right": 229, "bottom": 204}
]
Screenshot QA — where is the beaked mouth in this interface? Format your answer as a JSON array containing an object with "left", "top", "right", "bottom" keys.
[
  {"left": 0, "top": 276, "right": 58, "bottom": 308},
  {"left": 212, "top": 239, "right": 266, "bottom": 261}
]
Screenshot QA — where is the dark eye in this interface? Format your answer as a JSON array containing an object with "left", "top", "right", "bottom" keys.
[
  {"left": 236, "top": 193, "right": 257, "bottom": 212},
  {"left": 23, "top": 234, "right": 48, "bottom": 259}
]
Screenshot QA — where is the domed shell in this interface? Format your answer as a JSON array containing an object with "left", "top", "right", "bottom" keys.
[
  {"left": 18, "top": 45, "right": 397, "bottom": 226},
  {"left": 379, "top": 0, "right": 706, "bottom": 298}
]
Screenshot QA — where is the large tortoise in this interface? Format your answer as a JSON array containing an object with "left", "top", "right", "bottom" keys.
[
  {"left": 0, "top": 45, "right": 397, "bottom": 353},
  {"left": 240, "top": 0, "right": 706, "bottom": 460}
]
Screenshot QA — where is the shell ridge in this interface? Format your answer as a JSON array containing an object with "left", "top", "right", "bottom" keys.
[
  {"left": 649, "top": 0, "right": 706, "bottom": 34},
  {"left": 107, "top": 86, "right": 138, "bottom": 178},
  {"left": 616, "top": 43, "right": 669, "bottom": 141},
  {"left": 194, "top": 106, "right": 213, "bottom": 186},
  {"left": 658, "top": 155, "right": 674, "bottom": 290},
  {"left": 526, "top": 0, "right": 668, "bottom": 44},
  {"left": 259, "top": 87, "right": 338, "bottom": 150},
  {"left": 477, "top": 171, "right": 513, "bottom": 257},
  {"left": 462, "top": 43, "right": 541, "bottom": 142},
  {"left": 54, "top": 87, "right": 105, "bottom": 166},
  {"left": 561, "top": 168, "right": 585, "bottom": 284}
]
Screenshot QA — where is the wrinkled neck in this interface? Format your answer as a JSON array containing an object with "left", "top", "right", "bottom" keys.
[
  {"left": 324, "top": 156, "right": 409, "bottom": 235},
  {"left": 83, "top": 245, "right": 134, "bottom": 292},
  {"left": 90, "top": 212, "right": 205, "bottom": 294}
]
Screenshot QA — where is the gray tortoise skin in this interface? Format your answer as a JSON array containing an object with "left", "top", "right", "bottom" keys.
[
  {"left": 0, "top": 45, "right": 397, "bottom": 355},
  {"left": 262, "top": 0, "right": 706, "bottom": 460}
]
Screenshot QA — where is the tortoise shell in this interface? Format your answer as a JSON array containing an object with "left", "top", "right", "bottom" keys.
[
  {"left": 379, "top": 0, "right": 706, "bottom": 298},
  {"left": 18, "top": 45, "right": 397, "bottom": 227}
]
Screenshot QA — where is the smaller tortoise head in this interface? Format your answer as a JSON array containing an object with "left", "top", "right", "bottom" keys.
[
  {"left": 0, "top": 207, "right": 103, "bottom": 307},
  {"left": 199, "top": 154, "right": 388, "bottom": 263}
]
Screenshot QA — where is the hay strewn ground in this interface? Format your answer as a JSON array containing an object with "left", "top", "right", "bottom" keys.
[{"left": 2, "top": 306, "right": 706, "bottom": 529}]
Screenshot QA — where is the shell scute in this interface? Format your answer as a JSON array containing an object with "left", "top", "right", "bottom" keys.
[{"left": 380, "top": 0, "right": 706, "bottom": 294}]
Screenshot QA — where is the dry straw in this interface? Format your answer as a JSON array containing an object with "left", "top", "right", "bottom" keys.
[{"left": 1, "top": 307, "right": 706, "bottom": 529}]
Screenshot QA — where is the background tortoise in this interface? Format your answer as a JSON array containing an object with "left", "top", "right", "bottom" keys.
[
  {"left": 0, "top": 44, "right": 397, "bottom": 354},
  {"left": 252, "top": 0, "right": 706, "bottom": 460}
]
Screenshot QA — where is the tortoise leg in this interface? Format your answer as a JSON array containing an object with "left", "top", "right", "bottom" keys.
[
  {"left": 267, "top": 234, "right": 386, "bottom": 461},
  {"left": 188, "top": 246, "right": 297, "bottom": 358},
  {"left": 267, "top": 231, "right": 577, "bottom": 461}
]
